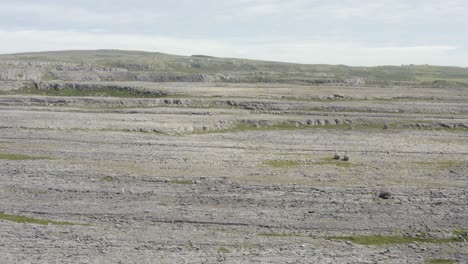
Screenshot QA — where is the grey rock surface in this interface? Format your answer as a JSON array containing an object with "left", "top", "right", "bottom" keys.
[{"left": 0, "top": 51, "right": 467, "bottom": 263}]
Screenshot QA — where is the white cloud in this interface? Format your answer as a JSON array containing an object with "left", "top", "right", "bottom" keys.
[
  {"left": 362, "top": 46, "right": 457, "bottom": 52},
  {"left": 222, "top": 0, "right": 307, "bottom": 18},
  {"left": 222, "top": 0, "right": 468, "bottom": 23},
  {"left": 0, "top": 2, "right": 160, "bottom": 27},
  {"left": 0, "top": 29, "right": 463, "bottom": 66}
]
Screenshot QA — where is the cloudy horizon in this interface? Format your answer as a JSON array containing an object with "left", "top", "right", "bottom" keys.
[{"left": 1, "top": 0, "right": 467, "bottom": 66}]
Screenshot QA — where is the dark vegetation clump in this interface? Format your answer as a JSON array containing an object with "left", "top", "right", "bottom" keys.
[{"left": 378, "top": 190, "right": 392, "bottom": 199}]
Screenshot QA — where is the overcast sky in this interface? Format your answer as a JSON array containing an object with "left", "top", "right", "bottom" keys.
[{"left": 0, "top": 0, "right": 467, "bottom": 66}]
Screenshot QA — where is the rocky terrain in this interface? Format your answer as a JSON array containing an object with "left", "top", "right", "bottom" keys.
[{"left": 0, "top": 50, "right": 467, "bottom": 263}]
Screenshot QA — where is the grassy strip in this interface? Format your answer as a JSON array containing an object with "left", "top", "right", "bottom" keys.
[
  {"left": 0, "top": 153, "right": 48, "bottom": 160},
  {"left": 329, "top": 233, "right": 467, "bottom": 245},
  {"left": 425, "top": 259, "right": 455, "bottom": 264},
  {"left": 218, "top": 246, "right": 231, "bottom": 254},
  {"left": 453, "top": 230, "right": 468, "bottom": 237},
  {"left": 191, "top": 121, "right": 466, "bottom": 135},
  {"left": 102, "top": 176, "right": 115, "bottom": 182},
  {"left": 263, "top": 157, "right": 356, "bottom": 168},
  {"left": 260, "top": 231, "right": 467, "bottom": 246},
  {"left": 191, "top": 123, "right": 306, "bottom": 134},
  {"left": 3, "top": 86, "right": 166, "bottom": 98},
  {"left": 191, "top": 122, "right": 377, "bottom": 135},
  {"left": 259, "top": 233, "right": 312, "bottom": 238},
  {"left": 0, "top": 211, "right": 78, "bottom": 225}
]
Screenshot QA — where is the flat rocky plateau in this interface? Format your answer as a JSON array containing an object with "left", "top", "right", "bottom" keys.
[{"left": 0, "top": 82, "right": 467, "bottom": 264}]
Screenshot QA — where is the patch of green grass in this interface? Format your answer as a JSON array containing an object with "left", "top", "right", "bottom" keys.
[
  {"left": 425, "top": 259, "right": 455, "bottom": 264},
  {"left": 317, "top": 157, "right": 357, "bottom": 168},
  {"left": 239, "top": 241, "right": 256, "bottom": 249},
  {"left": 0, "top": 153, "right": 48, "bottom": 160},
  {"left": 190, "top": 120, "right": 466, "bottom": 135},
  {"left": 191, "top": 122, "right": 393, "bottom": 135},
  {"left": 0, "top": 211, "right": 78, "bottom": 225},
  {"left": 218, "top": 246, "right": 230, "bottom": 254},
  {"left": 170, "top": 180, "right": 195, "bottom": 185},
  {"left": 453, "top": 230, "right": 468, "bottom": 241},
  {"left": 453, "top": 229, "right": 468, "bottom": 236},
  {"left": 102, "top": 176, "right": 115, "bottom": 182},
  {"left": 329, "top": 234, "right": 466, "bottom": 245},
  {"left": 259, "top": 233, "right": 312, "bottom": 238},
  {"left": 260, "top": 233, "right": 297, "bottom": 237}
]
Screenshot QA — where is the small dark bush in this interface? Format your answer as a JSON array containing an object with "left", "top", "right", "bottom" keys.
[{"left": 378, "top": 191, "right": 392, "bottom": 199}]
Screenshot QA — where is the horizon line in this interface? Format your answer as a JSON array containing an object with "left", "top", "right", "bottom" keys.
[{"left": 1, "top": 48, "right": 467, "bottom": 69}]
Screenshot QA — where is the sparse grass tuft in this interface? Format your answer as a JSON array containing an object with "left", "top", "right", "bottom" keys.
[
  {"left": 239, "top": 241, "right": 255, "bottom": 249},
  {"left": 259, "top": 233, "right": 312, "bottom": 238},
  {"left": 0, "top": 211, "right": 79, "bottom": 225},
  {"left": 317, "top": 157, "right": 356, "bottom": 167},
  {"left": 190, "top": 121, "right": 466, "bottom": 135},
  {"left": 192, "top": 122, "right": 335, "bottom": 134},
  {"left": 0, "top": 153, "right": 48, "bottom": 160},
  {"left": 218, "top": 246, "right": 230, "bottom": 254},
  {"left": 329, "top": 234, "right": 466, "bottom": 245},
  {"left": 452, "top": 230, "right": 468, "bottom": 241},
  {"left": 426, "top": 259, "right": 455, "bottom": 264},
  {"left": 102, "top": 176, "right": 115, "bottom": 182}
]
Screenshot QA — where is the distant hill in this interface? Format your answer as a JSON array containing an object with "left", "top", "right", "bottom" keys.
[{"left": 1, "top": 49, "right": 468, "bottom": 86}]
